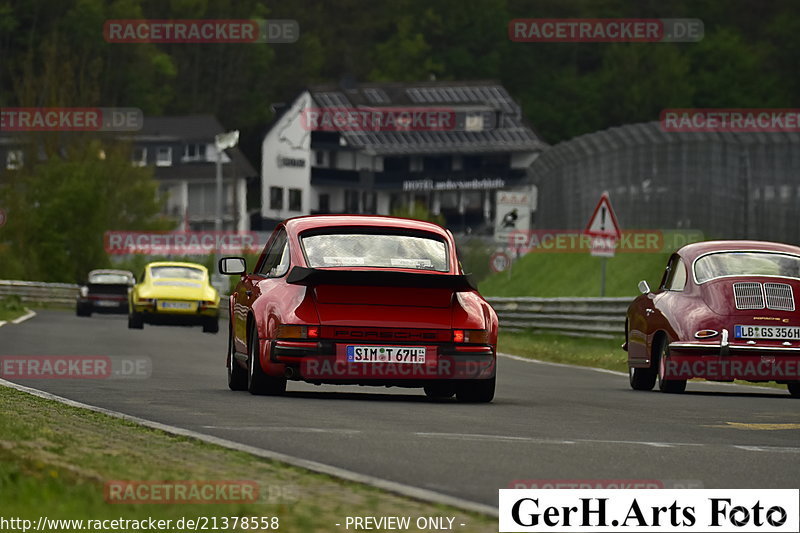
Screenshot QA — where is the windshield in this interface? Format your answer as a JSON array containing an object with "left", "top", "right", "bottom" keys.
[
  {"left": 301, "top": 233, "right": 448, "bottom": 272},
  {"left": 694, "top": 252, "right": 800, "bottom": 283},
  {"left": 149, "top": 266, "right": 205, "bottom": 280},
  {"left": 88, "top": 273, "right": 131, "bottom": 284}
]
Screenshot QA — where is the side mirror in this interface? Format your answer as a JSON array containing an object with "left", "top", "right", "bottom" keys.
[
  {"left": 219, "top": 257, "right": 246, "bottom": 275},
  {"left": 638, "top": 280, "right": 651, "bottom": 295}
]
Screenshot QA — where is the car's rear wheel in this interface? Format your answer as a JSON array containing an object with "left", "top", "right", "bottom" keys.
[
  {"left": 128, "top": 311, "right": 143, "bottom": 329},
  {"left": 656, "top": 337, "right": 686, "bottom": 393},
  {"left": 203, "top": 317, "right": 219, "bottom": 334},
  {"left": 424, "top": 382, "right": 456, "bottom": 399},
  {"left": 247, "top": 322, "right": 286, "bottom": 396},
  {"left": 227, "top": 324, "right": 247, "bottom": 391},
  {"left": 629, "top": 365, "right": 656, "bottom": 391},
  {"left": 455, "top": 377, "right": 495, "bottom": 403},
  {"left": 788, "top": 382, "right": 800, "bottom": 398},
  {"left": 76, "top": 305, "right": 91, "bottom": 317}
]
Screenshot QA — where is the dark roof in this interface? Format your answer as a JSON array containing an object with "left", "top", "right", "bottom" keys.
[
  {"left": 134, "top": 115, "right": 225, "bottom": 141},
  {"left": 303, "top": 80, "right": 545, "bottom": 155},
  {"left": 132, "top": 114, "right": 257, "bottom": 177}
]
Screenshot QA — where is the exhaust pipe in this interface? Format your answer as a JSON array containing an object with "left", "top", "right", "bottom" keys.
[{"left": 284, "top": 367, "right": 299, "bottom": 379}]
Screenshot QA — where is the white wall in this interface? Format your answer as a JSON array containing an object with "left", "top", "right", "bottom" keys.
[{"left": 261, "top": 91, "right": 313, "bottom": 219}]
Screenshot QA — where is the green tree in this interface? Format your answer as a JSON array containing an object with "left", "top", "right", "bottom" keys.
[{"left": 0, "top": 138, "right": 172, "bottom": 282}]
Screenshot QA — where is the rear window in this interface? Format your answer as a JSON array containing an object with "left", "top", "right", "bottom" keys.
[
  {"left": 694, "top": 252, "right": 800, "bottom": 283},
  {"left": 149, "top": 266, "right": 205, "bottom": 280},
  {"left": 301, "top": 233, "right": 448, "bottom": 272},
  {"left": 89, "top": 273, "right": 131, "bottom": 284}
]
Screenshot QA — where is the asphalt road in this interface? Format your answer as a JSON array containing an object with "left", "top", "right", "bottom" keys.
[{"left": 2, "top": 310, "right": 799, "bottom": 507}]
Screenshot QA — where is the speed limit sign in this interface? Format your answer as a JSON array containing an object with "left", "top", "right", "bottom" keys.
[{"left": 489, "top": 251, "right": 511, "bottom": 273}]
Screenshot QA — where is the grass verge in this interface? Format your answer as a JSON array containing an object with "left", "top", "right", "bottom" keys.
[
  {"left": 0, "top": 386, "right": 495, "bottom": 532},
  {"left": 0, "top": 295, "right": 27, "bottom": 321}
]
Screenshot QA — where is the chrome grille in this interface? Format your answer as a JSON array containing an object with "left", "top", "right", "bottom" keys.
[
  {"left": 764, "top": 282, "right": 795, "bottom": 311},
  {"left": 733, "top": 282, "right": 765, "bottom": 309}
]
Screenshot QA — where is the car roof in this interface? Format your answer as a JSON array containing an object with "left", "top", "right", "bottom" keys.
[
  {"left": 677, "top": 240, "right": 800, "bottom": 262},
  {"left": 283, "top": 215, "right": 450, "bottom": 239},
  {"left": 146, "top": 261, "right": 208, "bottom": 271}
]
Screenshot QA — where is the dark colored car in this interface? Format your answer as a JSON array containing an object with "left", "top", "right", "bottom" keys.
[
  {"left": 219, "top": 215, "right": 498, "bottom": 402},
  {"left": 76, "top": 269, "right": 135, "bottom": 316},
  {"left": 625, "top": 240, "right": 800, "bottom": 397}
]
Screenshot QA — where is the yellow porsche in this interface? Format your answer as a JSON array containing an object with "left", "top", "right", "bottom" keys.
[{"left": 128, "top": 261, "right": 220, "bottom": 333}]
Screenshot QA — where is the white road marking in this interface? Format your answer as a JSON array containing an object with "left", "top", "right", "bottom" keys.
[
  {"left": 201, "top": 425, "right": 360, "bottom": 434},
  {"left": 498, "top": 352, "right": 787, "bottom": 392},
  {"left": 416, "top": 432, "right": 576, "bottom": 444},
  {"left": 733, "top": 445, "right": 800, "bottom": 453},
  {"left": 416, "top": 432, "right": 703, "bottom": 448},
  {"left": 11, "top": 308, "right": 36, "bottom": 324}
]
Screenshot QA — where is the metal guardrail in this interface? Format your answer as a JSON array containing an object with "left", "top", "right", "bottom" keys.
[
  {"left": 485, "top": 296, "right": 630, "bottom": 338},
  {"left": 0, "top": 280, "right": 79, "bottom": 305},
  {"left": 0, "top": 280, "right": 630, "bottom": 338}
]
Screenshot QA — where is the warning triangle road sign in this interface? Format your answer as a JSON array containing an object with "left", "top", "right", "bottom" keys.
[{"left": 584, "top": 192, "right": 621, "bottom": 238}]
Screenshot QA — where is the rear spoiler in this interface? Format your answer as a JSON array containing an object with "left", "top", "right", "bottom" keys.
[{"left": 286, "top": 267, "right": 476, "bottom": 291}]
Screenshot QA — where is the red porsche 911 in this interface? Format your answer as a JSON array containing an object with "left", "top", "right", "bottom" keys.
[
  {"left": 219, "top": 215, "right": 498, "bottom": 402},
  {"left": 626, "top": 240, "right": 800, "bottom": 397}
]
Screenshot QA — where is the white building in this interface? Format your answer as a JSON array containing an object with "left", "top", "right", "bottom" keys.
[{"left": 258, "top": 81, "right": 545, "bottom": 232}]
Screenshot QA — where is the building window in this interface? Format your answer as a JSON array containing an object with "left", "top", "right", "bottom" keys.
[
  {"left": 183, "top": 143, "right": 207, "bottom": 162},
  {"left": 318, "top": 194, "right": 330, "bottom": 213},
  {"left": 270, "top": 186, "right": 284, "bottom": 210},
  {"left": 156, "top": 147, "right": 172, "bottom": 167},
  {"left": 465, "top": 113, "right": 484, "bottom": 132},
  {"left": 345, "top": 190, "right": 359, "bottom": 213},
  {"left": 6, "top": 150, "right": 23, "bottom": 170},
  {"left": 383, "top": 156, "right": 410, "bottom": 173},
  {"left": 132, "top": 147, "right": 147, "bottom": 167},
  {"left": 423, "top": 155, "right": 451, "bottom": 172},
  {"left": 315, "top": 150, "right": 324, "bottom": 166},
  {"left": 288, "top": 189, "right": 302, "bottom": 211}
]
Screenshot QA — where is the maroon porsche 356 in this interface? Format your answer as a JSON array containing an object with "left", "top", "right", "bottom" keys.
[{"left": 625, "top": 240, "right": 800, "bottom": 397}]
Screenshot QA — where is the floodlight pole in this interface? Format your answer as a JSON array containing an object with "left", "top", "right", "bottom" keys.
[{"left": 214, "top": 130, "right": 240, "bottom": 233}]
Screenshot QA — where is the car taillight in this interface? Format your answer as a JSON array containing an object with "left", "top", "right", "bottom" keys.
[
  {"left": 453, "top": 329, "right": 489, "bottom": 343},
  {"left": 199, "top": 300, "right": 215, "bottom": 309},
  {"left": 276, "top": 325, "right": 320, "bottom": 339},
  {"left": 694, "top": 329, "right": 719, "bottom": 339}
]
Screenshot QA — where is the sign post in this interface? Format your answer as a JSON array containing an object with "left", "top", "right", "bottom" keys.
[{"left": 583, "top": 192, "right": 621, "bottom": 296}]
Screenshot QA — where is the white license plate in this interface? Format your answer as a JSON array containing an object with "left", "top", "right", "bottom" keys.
[
  {"left": 346, "top": 346, "right": 426, "bottom": 363},
  {"left": 735, "top": 325, "right": 800, "bottom": 340},
  {"left": 160, "top": 301, "right": 193, "bottom": 310},
  {"left": 96, "top": 300, "right": 120, "bottom": 307}
]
